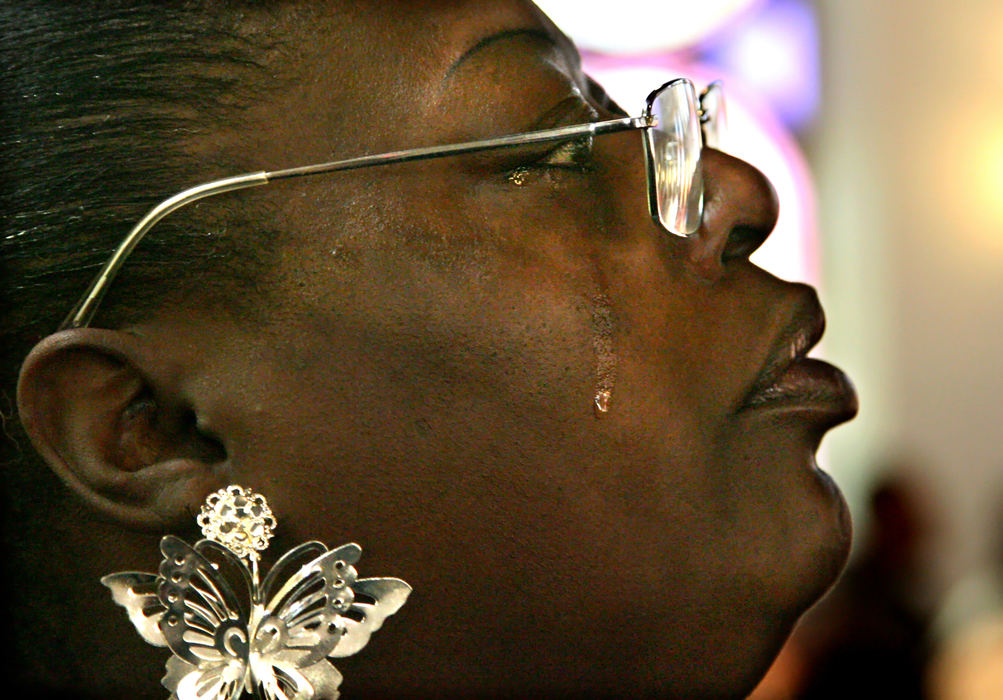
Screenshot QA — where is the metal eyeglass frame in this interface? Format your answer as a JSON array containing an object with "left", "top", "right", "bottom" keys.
[{"left": 59, "top": 78, "right": 723, "bottom": 331}]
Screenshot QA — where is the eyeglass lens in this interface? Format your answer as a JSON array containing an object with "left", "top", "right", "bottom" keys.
[{"left": 643, "top": 80, "right": 706, "bottom": 236}]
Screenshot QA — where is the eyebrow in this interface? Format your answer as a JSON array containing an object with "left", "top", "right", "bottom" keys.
[{"left": 444, "top": 27, "right": 560, "bottom": 81}]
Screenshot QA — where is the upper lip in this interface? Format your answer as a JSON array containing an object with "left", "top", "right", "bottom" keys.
[{"left": 738, "top": 290, "right": 827, "bottom": 410}]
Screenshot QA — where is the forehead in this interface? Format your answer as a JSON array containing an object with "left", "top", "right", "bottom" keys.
[
  {"left": 336, "top": 1, "right": 571, "bottom": 68},
  {"left": 227, "top": 1, "right": 581, "bottom": 168},
  {"left": 311, "top": 2, "right": 578, "bottom": 110}
]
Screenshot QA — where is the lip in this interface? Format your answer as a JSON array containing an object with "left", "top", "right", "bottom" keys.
[{"left": 738, "top": 292, "right": 858, "bottom": 421}]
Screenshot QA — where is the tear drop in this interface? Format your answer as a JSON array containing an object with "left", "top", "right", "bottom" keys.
[
  {"left": 508, "top": 166, "right": 529, "bottom": 186},
  {"left": 594, "top": 389, "right": 611, "bottom": 415}
]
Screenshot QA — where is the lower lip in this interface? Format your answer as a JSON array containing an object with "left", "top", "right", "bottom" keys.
[{"left": 742, "top": 358, "right": 858, "bottom": 420}]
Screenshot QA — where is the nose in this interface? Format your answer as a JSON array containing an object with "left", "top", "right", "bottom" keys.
[{"left": 685, "top": 148, "right": 779, "bottom": 282}]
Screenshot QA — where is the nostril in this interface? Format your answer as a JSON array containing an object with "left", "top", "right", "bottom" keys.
[
  {"left": 694, "top": 149, "right": 778, "bottom": 271},
  {"left": 722, "top": 224, "right": 770, "bottom": 263}
]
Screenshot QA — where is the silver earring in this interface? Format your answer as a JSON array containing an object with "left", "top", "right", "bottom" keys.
[{"left": 103, "top": 484, "right": 411, "bottom": 699}]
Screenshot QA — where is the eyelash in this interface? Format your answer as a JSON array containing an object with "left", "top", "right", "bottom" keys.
[{"left": 507, "top": 135, "right": 595, "bottom": 186}]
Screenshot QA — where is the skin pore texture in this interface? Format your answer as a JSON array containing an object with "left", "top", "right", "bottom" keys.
[{"left": 12, "top": 1, "right": 856, "bottom": 698}]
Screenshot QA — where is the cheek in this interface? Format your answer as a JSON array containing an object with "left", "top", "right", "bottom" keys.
[
  {"left": 231, "top": 240, "right": 608, "bottom": 527},
  {"left": 217, "top": 165, "right": 838, "bottom": 693}
]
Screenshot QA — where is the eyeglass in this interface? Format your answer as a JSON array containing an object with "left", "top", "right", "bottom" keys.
[{"left": 60, "top": 78, "right": 725, "bottom": 331}]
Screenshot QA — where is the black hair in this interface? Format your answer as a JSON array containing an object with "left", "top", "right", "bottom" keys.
[{"left": 1, "top": 1, "right": 290, "bottom": 466}]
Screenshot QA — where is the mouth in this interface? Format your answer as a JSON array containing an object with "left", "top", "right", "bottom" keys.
[{"left": 738, "top": 291, "right": 858, "bottom": 423}]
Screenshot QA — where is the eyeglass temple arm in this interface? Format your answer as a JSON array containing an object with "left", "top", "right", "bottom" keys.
[
  {"left": 60, "top": 174, "right": 269, "bottom": 330},
  {"left": 60, "top": 115, "right": 649, "bottom": 330},
  {"left": 266, "top": 115, "right": 649, "bottom": 180}
]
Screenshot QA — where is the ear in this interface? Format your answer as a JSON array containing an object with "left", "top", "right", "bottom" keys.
[{"left": 16, "top": 328, "right": 227, "bottom": 530}]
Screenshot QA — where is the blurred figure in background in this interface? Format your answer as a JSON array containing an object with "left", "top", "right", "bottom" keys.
[{"left": 928, "top": 493, "right": 1003, "bottom": 700}]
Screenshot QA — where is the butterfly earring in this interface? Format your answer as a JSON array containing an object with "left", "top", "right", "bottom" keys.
[{"left": 103, "top": 484, "right": 411, "bottom": 700}]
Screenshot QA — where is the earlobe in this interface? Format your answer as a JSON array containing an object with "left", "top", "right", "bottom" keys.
[{"left": 16, "top": 329, "right": 227, "bottom": 530}]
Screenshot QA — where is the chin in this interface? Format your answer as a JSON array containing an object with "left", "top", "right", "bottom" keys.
[
  {"left": 747, "top": 464, "right": 852, "bottom": 693},
  {"left": 797, "top": 464, "right": 853, "bottom": 602},
  {"left": 695, "top": 450, "right": 852, "bottom": 698},
  {"left": 763, "top": 421, "right": 855, "bottom": 609}
]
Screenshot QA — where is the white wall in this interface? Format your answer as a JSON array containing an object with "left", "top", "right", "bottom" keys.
[{"left": 814, "top": 0, "right": 1003, "bottom": 593}]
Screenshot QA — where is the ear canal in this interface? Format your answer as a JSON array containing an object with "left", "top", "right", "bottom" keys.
[{"left": 16, "top": 329, "right": 228, "bottom": 530}]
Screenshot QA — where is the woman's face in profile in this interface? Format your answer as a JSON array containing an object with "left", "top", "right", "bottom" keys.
[{"left": 115, "top": 1, "right": 855, "bottom": 696}]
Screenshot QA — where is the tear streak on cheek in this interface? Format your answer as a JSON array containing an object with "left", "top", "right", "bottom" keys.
[{"left": 590, "top": 290, "right": 617, "bottom": 416}]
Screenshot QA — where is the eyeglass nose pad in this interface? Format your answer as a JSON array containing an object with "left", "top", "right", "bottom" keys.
[{"left": 699, "top": 81, "right": 726, "bottom": 151}]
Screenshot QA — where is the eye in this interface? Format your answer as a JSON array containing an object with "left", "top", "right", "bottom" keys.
[{"left": 507, "top": 135, "right": 595, "bottom": 185}]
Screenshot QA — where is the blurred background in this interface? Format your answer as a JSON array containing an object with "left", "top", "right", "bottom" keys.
[{"left": 537, "top": 0, "right": 1003, "bottom": 696}]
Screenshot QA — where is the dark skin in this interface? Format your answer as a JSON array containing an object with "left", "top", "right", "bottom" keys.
[{"left": 15, "top": 2, "right": 855, "bottom": 697}]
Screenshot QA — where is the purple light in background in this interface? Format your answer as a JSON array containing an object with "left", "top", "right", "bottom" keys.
[{"left": 700, "top": 0, "right": 820, "bottom": 129}]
